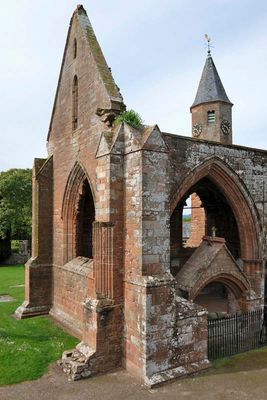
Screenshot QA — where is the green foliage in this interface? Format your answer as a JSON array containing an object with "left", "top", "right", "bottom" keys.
[
  {"left": 11, "top": 240, "right": 19, "bottom": 254},
  {"left": 182, "top": 215, "right": 192, "bottom": 222},
  {"left": 0, "top": 169, "right": 32, "bottom": 240},
  {"left": 113, "top": 109, "right": 143, "bottom": 129},
  {"left": 0, "top": 265, "right": 79, "bottom": 385}
]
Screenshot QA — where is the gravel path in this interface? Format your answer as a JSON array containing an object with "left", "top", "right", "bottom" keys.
[{"left": 1, "top": 362, "right": 267, "bottom": 400}]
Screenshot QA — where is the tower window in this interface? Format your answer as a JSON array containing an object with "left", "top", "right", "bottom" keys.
[
  {"left": 207, "top": 110, "right": 215, "bottom": 124},
  {"left": 72, "top": 75, "right": 78, "bottom": 130},
  {"left": 73, "top": 38, "right": 77, "bottom": 59}
]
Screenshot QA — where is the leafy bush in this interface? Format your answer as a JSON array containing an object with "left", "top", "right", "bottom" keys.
[
  {"left": 11, "top": 240, "right": 20, "bottom": 254},
  {"left": 113, "top": 109, "right": 143, "bottom": 129}
]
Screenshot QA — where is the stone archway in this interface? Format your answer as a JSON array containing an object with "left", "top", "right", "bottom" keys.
[
  {"left": 62, "top": 162, "right": 95, "bottom": 264},
  {"left": 170, "top": 157, "right": 262, "bottom": 268},
  {"left": 193, "top": 281, "right": 241, "bottom": 314},
  {"left": 192, "top": 275, "right": 249, "bottom": 314},
  {"left": 171, "top": 158, "right": 262, "bottom": 311},
  {"left": 175, "top": 236, "right": 251, "bottom": 311}
]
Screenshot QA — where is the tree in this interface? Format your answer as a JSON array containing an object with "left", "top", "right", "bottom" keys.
[{"left": 0, "top": 169, "right": 32, "bottom": 240}]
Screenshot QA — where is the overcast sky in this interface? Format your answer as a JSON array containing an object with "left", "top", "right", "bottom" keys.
[{"left": 1, "top": 0, "right": 267, "bottom": 171}]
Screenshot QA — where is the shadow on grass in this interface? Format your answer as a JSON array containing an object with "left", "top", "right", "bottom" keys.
[{"left": 199, "top": 346, "right": 267, "bottom": 377}]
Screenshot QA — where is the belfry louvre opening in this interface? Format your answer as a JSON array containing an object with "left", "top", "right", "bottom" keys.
[{"left": 207, "top": 110, "right": 215, "bottom": 124}]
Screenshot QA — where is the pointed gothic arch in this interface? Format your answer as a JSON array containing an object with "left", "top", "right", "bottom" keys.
[
  {"left": 192, "top": 276, "right": 248, "bottom": 313},
  {"left": 62, "top": 162, "right": 95, "bottom": 263},
  {"left": 191, "top": 273, "right": 249, "bottom": 303},
  {"left": 170, "top": 157, "right": 261, "bottom": 261}
]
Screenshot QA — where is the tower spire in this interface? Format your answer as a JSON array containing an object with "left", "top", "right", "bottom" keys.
[
  {"left": 190, "top": 40, "right": 233, "bottom": 145},
  {"left": 191, "top": 53, "right": 232, "bottom": 108}
]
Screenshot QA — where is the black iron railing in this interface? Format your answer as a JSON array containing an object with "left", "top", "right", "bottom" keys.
[{"left": 208, "top": 308, "right": 267, "bottom": 360}]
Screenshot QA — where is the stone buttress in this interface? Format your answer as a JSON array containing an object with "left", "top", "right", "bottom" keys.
[
  {"left": 15, "top": 157, "right": 53, "bottom": 319},
  {"left": 121, "top": 123, "right": 210, "bottom": 385}
]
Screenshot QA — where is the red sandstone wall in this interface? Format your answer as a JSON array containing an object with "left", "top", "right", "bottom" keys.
[
  {"left": 46, "top": 10, "right": 124, "bottom": 339},
  {"left": 50, "top": 261, "right": 92, "bottom": 339},
  {"left": 49, "top": 16, "right": 103, "bottom": 268},
  {"left": 186, "top": 193, "right": 205, "bottom": 247}
]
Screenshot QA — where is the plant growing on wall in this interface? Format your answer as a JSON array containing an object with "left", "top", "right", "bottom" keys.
[{"left": 113, "top": 109, "right": 143, "bottom": 129}]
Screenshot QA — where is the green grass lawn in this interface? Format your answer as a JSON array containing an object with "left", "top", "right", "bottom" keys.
[
  {"left": 210, "top": 346, "right": 267, "bottom": 373},
  {"left": 0, "top": 265, "right": 79, "bottom": 386}
]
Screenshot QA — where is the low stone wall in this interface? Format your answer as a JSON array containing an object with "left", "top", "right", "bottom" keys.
[
  {"left": 145, "top": 291, "right": 210, "bottom": 386},
  {"left": 50, "top": 258, "right": 93, "bottom": 339},
  {"left": 124, "top": 274, "right": 210, "bottom": 387},
  {"left": 2, "top": 253, "right": 29, "bottom": 265}
]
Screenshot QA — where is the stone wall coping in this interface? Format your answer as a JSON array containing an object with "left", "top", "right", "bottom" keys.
[
  {"left": 163, "top": 131, "right": 267, "bottom": 156},
  {"left": 55, "top": 257, "right": 93, "bottom": 277},
  {"left": 25, "top": 257, "right": 52, "bottom": 269},
  {"left": 175, "top": 295, "right": 208, "bottom": 316},
  {"left": 203, "top": 236, "right": 226, "bottom": 244},
  {"left": 34, "top": 155, "right": 53, "bottom": 178},
  {"left": 83, "top": 297, "right": 115, "bottom": 313},
  {"left": 124, "top": 273, "right": 176, "bottom": 288}
]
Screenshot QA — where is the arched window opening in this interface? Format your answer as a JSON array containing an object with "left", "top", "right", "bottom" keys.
[
  {"left": 73, "top": 38, "right": 77, "bottom": 59},
  {"left": 75, "top": 179, "right": 95, "bottom": 258},
  {"left": 170, "top": 177, "right": 240, "bottom": 277},
  {"left": 62, "top": 163, "right": 96, "bottom": 264},
  {"left": 207, "top": 110, "right": 215, "bottom": 124},
  {"left": 72, "top": 75, "right": 78, "bottom": 130}
]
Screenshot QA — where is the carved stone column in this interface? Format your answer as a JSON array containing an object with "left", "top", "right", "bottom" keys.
[{"left": 93, "top": 221, "right": 114, "bottom": 299}]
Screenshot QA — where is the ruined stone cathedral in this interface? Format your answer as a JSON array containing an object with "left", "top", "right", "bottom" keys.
[{"left": 16, "top": 5, "right": 266, "bottom": 386}]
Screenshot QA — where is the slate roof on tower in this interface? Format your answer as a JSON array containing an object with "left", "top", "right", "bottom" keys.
[{"left": 191, "top": 53, "right": 233, "bottom": 109}]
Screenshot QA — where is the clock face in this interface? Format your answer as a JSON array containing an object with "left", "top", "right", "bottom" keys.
[
  {"left": 221, "top": 120, "right": 231, "bottom": 135},
  {"left": 192, "top": 123, "right": 202, "bottom": 137}
]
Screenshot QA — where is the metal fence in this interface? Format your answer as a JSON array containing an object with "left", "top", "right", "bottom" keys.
[{"left": 208, "top": 308, "right": 267, "bottom": 360}]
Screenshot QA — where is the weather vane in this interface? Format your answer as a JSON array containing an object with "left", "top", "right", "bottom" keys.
[{"left": 205, "top": 34, "right": 212, "bottom": 55}]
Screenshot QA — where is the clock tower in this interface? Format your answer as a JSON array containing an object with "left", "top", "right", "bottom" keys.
[{"left": 191, "top": 48, "right": 233, "bottom": 144}]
